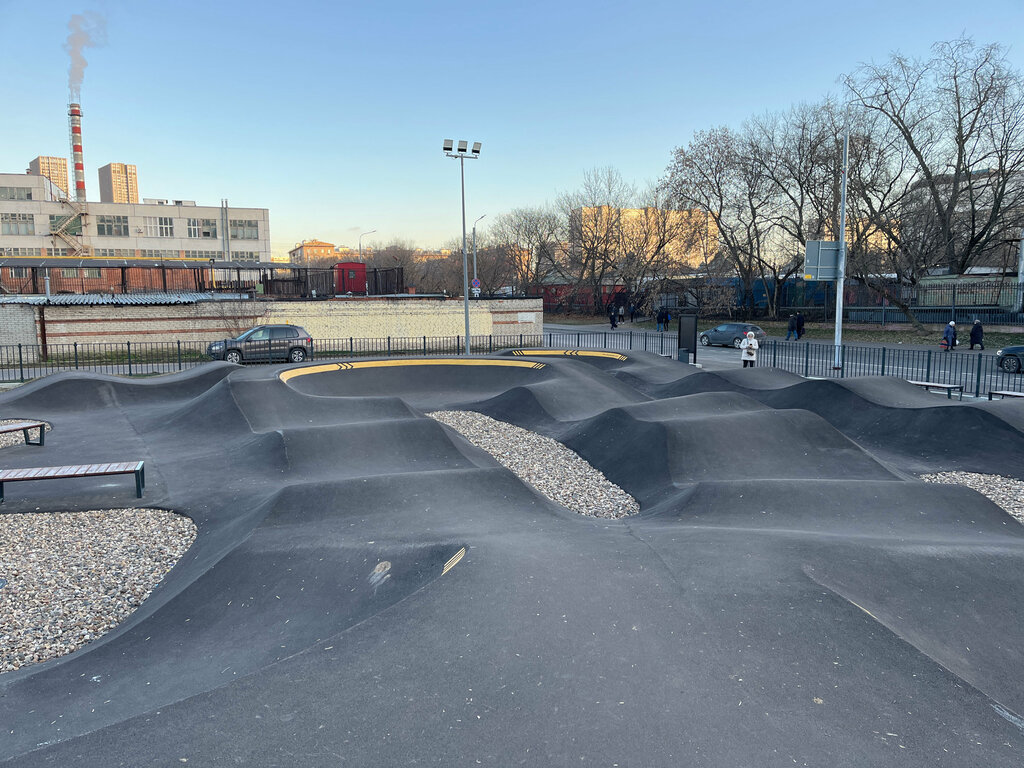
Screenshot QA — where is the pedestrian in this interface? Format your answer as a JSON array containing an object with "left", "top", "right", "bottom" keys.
[
  {"left": 656, "top": 308, "right": 666, "bottom": 332},
  {"left": 740, "top": 330, "right": 759, "bottom": 368},
  {"left": 609, "top": 305, "right": 618, "bottom": 330},
  {"left": 629, "top": 303, "right": 636, "bottom": 322},
  {"left": 795, "top": 312, "right": 805, "bottom": 340},
  {"left": 969, "top": 319, "right": 985, "bottom": 350},
  {"left": 618, "top": 304, "right": 625, "bottom": 324},
  {"left": 785, "top": 314, "right": 797, "bottom": 341},
  {"left": 941, "top": 320, "right": 957, "bottom": 351}
]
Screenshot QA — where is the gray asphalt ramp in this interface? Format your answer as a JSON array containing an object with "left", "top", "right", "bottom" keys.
[{"left": 2, "top": 354, "right": 1024, "bottom": 767}]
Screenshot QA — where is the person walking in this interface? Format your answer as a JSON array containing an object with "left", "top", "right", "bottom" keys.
[
  {"left": 785, "top": 314, "right": 797, "bottom": 341},
  {"left": 969, "top": 319, "right": 985, "bottom": 350},
  {"left": 740, "top": 331, "right": 759, "bottom": 368},
  {"left": 609, "top": 304, "right": 618, "bottom": 330},
  {"left": 618, "top": 304, "right": 625, "bottom": 324},
  {"left": 942, "top": 320, "right": 957, "bottom": 351},
  {"left": 795, "top": 312, "right": 805, "bottom": 340},
  {"left": 656, "top": 308, "right": 666, "bottom": 332},
  {"left": 629, "top": 303, "right": 636, "bottom": 322}
]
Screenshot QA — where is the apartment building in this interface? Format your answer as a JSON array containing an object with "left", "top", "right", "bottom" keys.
[
  {"left": 27, "top": 156, "right": 69, "bottom": 196},
  {"left": 98, "top": 162, "right": 140, "bottom": 204}
]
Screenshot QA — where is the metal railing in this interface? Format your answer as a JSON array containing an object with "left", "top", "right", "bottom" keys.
[{"left": 1, "top": 332, "right": 1021, "bottom": 399}]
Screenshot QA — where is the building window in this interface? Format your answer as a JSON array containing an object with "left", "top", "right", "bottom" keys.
[
  {"left": 231, "top": 251, "right": 259, "bottom": 262},
  {"left": 83, "top": 268, "right": 102, "bottom": 279},
  {"left": 0, "top": 187, "right": 32, "bottom": 200},
  {"left": 229, "top": 219, "right": 258, "bottom": 240},
  {"left": 96, "top": 215, "right": 129, "bottom": 237},
  {"left": 141, "top": 249, "right": 177, "bottom": 259},
  {"left": 61, "top": 268, "right": 78, "bottom": 278},
  {"left": 144, "top": 216, "right": 174, "bottom": 237},
  {"left": 1, "top": 213, "right": 35, "bottom": 235},
  {"left": 4, "top": 248, "right": 42, "bottom": 257},
  {"left": 93, "top": 248, "right": 133, "bottom": 259},
  {"left": 187, "top": 218, "right": 218, "bottom": 238},
  {"left": 49, "top": 248, "right": 69, "bottom": 257},
  {"left": 50, "top": 214, "right": 82, "bottom": 236},
  {"left": 184, "top": 250, "right": 223, "bottom": 259},
  {"left": 10, "top": 267, "right": 29, "bottom": 278}
]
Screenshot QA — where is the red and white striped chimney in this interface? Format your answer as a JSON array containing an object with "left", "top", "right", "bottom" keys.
[{"left": 68, "top": 103, "right": 86, "bottom": 201}]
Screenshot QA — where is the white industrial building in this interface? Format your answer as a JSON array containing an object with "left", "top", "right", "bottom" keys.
[{"left": 0, "top": 172, "right": 271, "bottom": 264}]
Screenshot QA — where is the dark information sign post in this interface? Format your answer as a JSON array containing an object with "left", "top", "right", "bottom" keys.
[{"left": 677, "top": 312, "right": 698, "bottom": 364}]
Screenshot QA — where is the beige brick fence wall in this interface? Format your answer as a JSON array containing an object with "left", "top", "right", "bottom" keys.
[{"left": 1, "top": 298, "right": 543, "bottom": 347}]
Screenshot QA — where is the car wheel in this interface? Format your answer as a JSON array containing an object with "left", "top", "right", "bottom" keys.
[
  {"left": 225, "top": 349, "right": 242, "bottom": 364},
  {"left": 1000, "top": 355, "right": 1021, "bottom": 373},
  {"left": 699, "top": 335, "right": 710, "bottom": 346},
  {"left": 732, "top": 337, "right": 743, "bottom": 348},
  {"left": 289, "top": 347, "right": 307, "bottom": 363}
]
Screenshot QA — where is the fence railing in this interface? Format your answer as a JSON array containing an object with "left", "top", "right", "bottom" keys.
[{"left": 1, "top": 332, "right": 1021, "bottom": 399}]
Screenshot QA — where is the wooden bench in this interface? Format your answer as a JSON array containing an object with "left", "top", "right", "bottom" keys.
[
  {"left": 988, "top": 390, "right": 1024, "bottom": 401},
  {"left": 0, "top": 461, "right": 144, "bottom": 504},
  {"left": 907, "top": 380, "right": 964, "bottom": 400},
  {"left": 0, "top": 420, "right": 45, "bottom": 446}
]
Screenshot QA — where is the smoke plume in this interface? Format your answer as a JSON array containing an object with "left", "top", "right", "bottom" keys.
[{"left": 64, "top": 12, "right": 107, "bottom": 101}]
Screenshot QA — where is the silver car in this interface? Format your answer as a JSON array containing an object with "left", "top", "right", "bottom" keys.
[{"left": 699, "top": 323, "right": 768, "bottom": 348}]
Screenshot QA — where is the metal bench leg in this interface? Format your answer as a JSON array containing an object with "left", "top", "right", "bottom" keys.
[
  {"left": 23, "top": 427, "right": 43, "bottom": 446},
  {"left": 135, "top": 469, "right": 144, "bottom": 498},
  {"left": 0, "top": 481, "right": 4, "bottom": 503}
]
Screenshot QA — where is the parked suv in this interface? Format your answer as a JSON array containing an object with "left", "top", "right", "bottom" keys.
[
  {"left": 207, "top": 325, "right": 313, "bottom": 364},
  {"left": 699, "top": 323, "right": 768, "bottom": 348}
]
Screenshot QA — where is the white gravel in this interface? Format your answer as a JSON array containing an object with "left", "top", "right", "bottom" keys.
[
  {"left": 0, "top": 419, "right": 51, "bottom": 449},
  {"left": 919, "top": 472, "right": 1024, "bottom": 525},
  {"left": 428, "top": 410, "right": 639, "bottom": 519},
  {"left": 0, "top": 508, "right": 197, "bottom": 673}
]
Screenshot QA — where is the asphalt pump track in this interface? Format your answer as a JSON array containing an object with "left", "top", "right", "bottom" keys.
[{"left": 1, "top": 351, "right": 1024, "bottom": 766}]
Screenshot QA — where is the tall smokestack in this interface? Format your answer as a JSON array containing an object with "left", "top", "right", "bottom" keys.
[{"left": 69, "top": 103, "right": 86, "bottom": 202}]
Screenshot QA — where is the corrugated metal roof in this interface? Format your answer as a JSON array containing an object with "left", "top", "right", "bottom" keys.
[
  {"left": 0, "top": 292, "right": 251, "bottom": 306},
  {"left": 0, "top": 258, "right": 299, "bottom": 270}
]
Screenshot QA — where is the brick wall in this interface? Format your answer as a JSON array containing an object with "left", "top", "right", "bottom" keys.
[
  {"left": 3, "top": 298, "right": 543, "bottom": 347},
  {"left": 0, "top": 305, "right": 37, "bottom": 346}
]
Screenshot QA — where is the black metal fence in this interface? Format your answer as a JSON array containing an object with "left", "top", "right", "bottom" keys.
[{"left": 1, "top": 332, "right": 1021, "bottom": 399}]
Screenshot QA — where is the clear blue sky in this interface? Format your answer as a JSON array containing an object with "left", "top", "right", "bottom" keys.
[{"left": 2, "top": 0, "right": 1022, "bottom": 258}]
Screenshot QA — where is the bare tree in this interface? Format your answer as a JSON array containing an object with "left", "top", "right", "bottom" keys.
[
  {"left": 556, "top": 168, "right": 635, "bottom": 312},
  {"left": 666, "top": 127, "right": 778, "bottom": 317},
  {"left": 844, "top": 38, "right": 1024, "bottom": 277},
  {"left": 489, "top": 206, "right": 561, "bottom": 293}
]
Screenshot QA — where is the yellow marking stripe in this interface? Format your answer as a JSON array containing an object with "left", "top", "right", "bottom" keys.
[
  {"left": 442, "top": 547, "right": 466, "bottom": 575},
  {"left": 279, "top": 358, "right": 545, "bottom": 382},
  {"left": 512, "top": 349, "right": 627, "bottom": 361},
  {"left": 848, "top": 599, "right": 879, "bottom": 621}
]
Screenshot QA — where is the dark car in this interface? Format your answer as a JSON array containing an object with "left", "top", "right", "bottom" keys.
[
  {"left": 699, "top": 323, "right": 768, "bottom": 348},
  {"left": 207, "top": 325, "right": 313, "bottom": 364},
  {"left": 997, "top": 345, "right": 1024, "bottom": 373}
]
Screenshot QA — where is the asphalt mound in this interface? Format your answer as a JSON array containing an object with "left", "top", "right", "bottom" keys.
[{"left": 2, "top": 353, "right": 1024, "bottom": 767}]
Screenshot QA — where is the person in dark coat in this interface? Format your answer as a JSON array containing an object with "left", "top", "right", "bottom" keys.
[
  {"left": 969, "top": 319, "right": 985, "bottom": 350},
  {"left": 941, "top": 320, "right": 956, "bottom": 351},
  {"left": 609, "top": 304, "right": 618, "bottom": 330},
  {"left": 785, "top": 314, "right": 797, "bottom": 341},
  {"left": 795, "top": 312, "right": 805, "bottom": 339},
  {"left": 656, "top": 308, "right": 667, "bottom": 332}
]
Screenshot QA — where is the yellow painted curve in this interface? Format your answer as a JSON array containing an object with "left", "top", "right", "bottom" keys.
[
  {"left": 511, "top": 349, "right": 628, "bottom": 361},
  {"left": 279, "top": 358, "right": 546, "bottom": 383}
]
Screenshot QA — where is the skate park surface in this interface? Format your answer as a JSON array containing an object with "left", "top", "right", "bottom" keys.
[{"left": 1, "top": 350, "right": 1024, "bottom": 767}]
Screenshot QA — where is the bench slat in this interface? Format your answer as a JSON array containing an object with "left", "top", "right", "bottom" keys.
[{"left": 0, "top": 421, "right": 45, "bottom": 433}]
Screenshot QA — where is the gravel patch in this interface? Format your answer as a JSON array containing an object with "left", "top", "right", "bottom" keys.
[
  {"left": 0, "top": 508, "right": 197, "bottom": 673},
  {"left": 428, "top": 410, "right": 639, "bottom": 519},
  {"left": 0, "top": 419, "right": 51, "bottom": 449},
  {"left": 920, "top": 472, "right": 1024, "bottom": 526}
]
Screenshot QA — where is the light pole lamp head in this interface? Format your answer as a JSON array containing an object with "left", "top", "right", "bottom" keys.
[
  {"left": 457, "top": 140, "right": 468, "bottom": 153},
  {"left": 442, "top": 139, "right": 454, "bottom": 152},
  {"left": 471, "top": 142, "right": 481, "bottom": 156}
]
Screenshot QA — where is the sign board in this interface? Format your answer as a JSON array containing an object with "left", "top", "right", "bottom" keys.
[
  {"left": 471, "top": 278, "right": 481, "bottom": 289},
  {"left": 676, "top": 312, "right": 698, "bottom": 363},
  {"left": 803, "top": 241, "right": 840, "bottom": 281}
]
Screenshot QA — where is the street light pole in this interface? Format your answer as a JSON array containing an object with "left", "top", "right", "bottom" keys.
[
  {"left": 443, "top": 140, "right": 482, "bottom": 355},
  {"left": 833, "top": 127, "right": 849, "bottom": 369},
  {"left": 472, "top": 214, "right": 486, "bottom": 297},
  {"left": 358, "top": 230, "right": 376, "bottom": 263}
]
